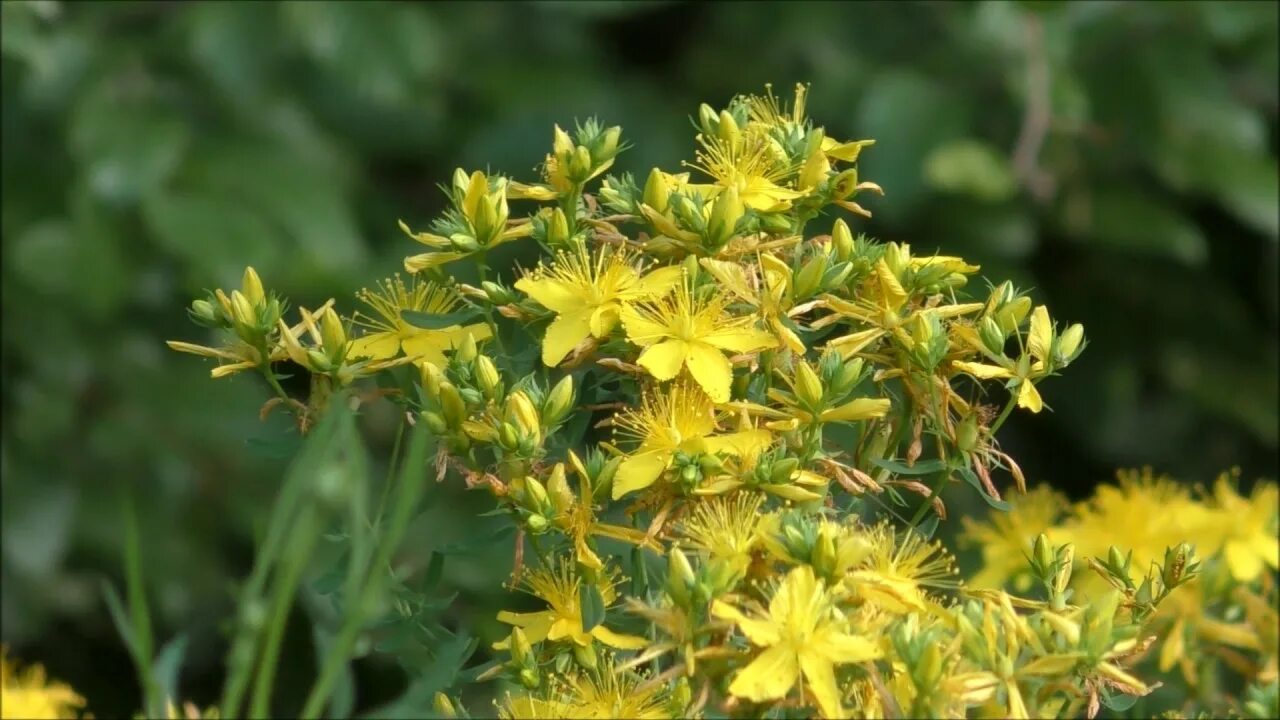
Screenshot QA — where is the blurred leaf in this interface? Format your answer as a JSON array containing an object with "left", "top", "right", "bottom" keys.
[
  {"left": 958, "top": 466, "right": 1012, "bottom": 511},
  {"left": 1083, "top": 189, "right": 1208, "bottom": 266},
  {"left": 149, "top": 634, "right": 189, "bottom": 718},
  {"left": 141, "top": 191, "right": 285, "bottom": 284},
  {"left": 68, "top": 91, "right": 190, "bottom": 207},
  {"left": 311, "top": 624, "right": 356, "bottom": 720},
  {"left": 924, "top": 139, "right": 1017, "bottom": 202}
]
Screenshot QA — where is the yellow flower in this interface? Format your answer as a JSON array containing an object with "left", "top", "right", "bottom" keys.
[
  {"left": 515, "top": 244, "right": 681, "bottom": 366},
  {"left": 1204, "top": 473, "right": 1278, "bottom": 582},
  {"left": 621, "top": 280, "right": 777, "bottom": 402},
  {"left": 546, "top": 461, "right": 658, "bottom": 570},
  {"left": 610, "top": 380, "right": 771, "bottom": 500},
  {"left": 845, "top": 522, "right": 960, "bottom": 616},
  {"left": 960, "top": 485, "right": 1068, "bottom": 591},
  {"left": 495, "top": 560, "right": 646, "bottom": 652},
  {"left": 498, "top": 657, "right": 672, "bottom": 720},
  {"left": 276, "top": 305, "right": 415, "bottom": 386},
  {"left": 1, "top": 647, "right": 86, "bottom": 719},
  {"left": 676, "top": 492, "right": 765, "bottom": 572},
  {"left": 687, "top": 129, "right": 802, "bottom": 212},
  {"left": 700, "top": 254, "right": 805, "bottom": 354},
  {"left": 712, "top": 565, "right": 881, "bottom": 718},
  {"left": 348, "top": 275, "right": 491, "bottom": 366}
]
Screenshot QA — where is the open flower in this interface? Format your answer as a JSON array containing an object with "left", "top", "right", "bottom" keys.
[
  {"left": 960, "top": 485, "right": 1068, "bottom": 591},
  {"left": 1204, "top": 473, "right": 1278, "bottom": 581},
  {"left": 349, "top": 275, "right": 491, "bottom": 366},
  {"left": 1, "top": 647, "right": 86, "bottom": 720},
  {"left": 610, "top": 380, "right": 771, "bottom": 499},
  {"left": 515, "top": 244, "right": 680, "bottom": 366},
  {"left": 621, "top": 279, "right": 777, "bottom": 402},
  {"left": 494, "top": 560, "right": 646, "bottom": 652},
  {"left": 712, "top": 565, "right": 881, "bottom": 718}
]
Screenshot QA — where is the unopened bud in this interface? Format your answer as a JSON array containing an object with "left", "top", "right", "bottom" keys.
[
  {"left": 518, "top": 667, "right": 540, "bottom": 690},
  {"left": 1053, "top": 544, "right": 1075, "bottom": 595},
  {"left": 439, "top": 382, "right": 467, "bottom": 428},
  {"left": 455, "top": 332, "right": 478, "bottom": 363},
  {"left": 795, "top": 362, "right": 824, "bottom": 408},
  {"left": 979, "top": 316, "right": 1006, "bottom": 356},
  {"left": 420, "top": 411, "right": 448, "bottom": 435},
  {"left": 482, "top": 280, "right": 513, "bottom": 305},
  {"left": 189, "top": 299, "right": 219, "bottom": 327},
  {"left": 1033, "top": 534, "right": 1054, "bottom": 575},
  {"left": 543, "top": 376, "right": 574, "bottom": 426},
  {"left": 709, "top": 185, "right": 744, "bottom": 245},
  {"left": 1058, "top": 323, "right": 1085, "bottom": 363},
  {"left": 306, "top": 349, "right": 332, "bottom": 372},
  {"left": 433, "top": 693, "right": 457, "bottom": 719},
  {"left": 956, "top": 412, "right": 980, "bottom": 453},
  {"left": 794, "top": 255, "right": 828, "bottom": 299},
  {"left": 769, "top": 457, "right": 800, "bottom": 486},
  {"left": 831, "top": 219, "right": 855, "bottom": 261},
  {"left": 449, "top": 233, "right": 480, "bottom": 253},
  {"left": 697, "top": 104, "right": 719, "bottom": 137},
  {"left": 230, "top": 290, "right": 257, "bottom": 328},
  {"left": 546, "top": 463, "right": 573, "bottom": 514},
  {"left": 667, "top": 547, "right": 695, "bottom": 605},
  {"left": 319, "top": 307, "right": 347, "bottom": 357},
  {"left": 643, "top": 168, "right": 670, "bottom": 214},
  {"left": 996, "top": 296, "right": 1032, "bottom": 335},
  {"left": 547, "top": 207, "right": 572, "bottom": 246},
  {"left": 241, "top": 266, "right": 266, "bottom": 306},
  {"left": 717, "top": 110, "right": 740, "bottom": 144},
  {"left": 508, "top": 392, "right": 541, "bottom": 437}
]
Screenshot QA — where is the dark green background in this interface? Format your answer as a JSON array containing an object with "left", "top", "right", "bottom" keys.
[{"left": 2, "top": 1, "right": 1276, "bottom": 716}]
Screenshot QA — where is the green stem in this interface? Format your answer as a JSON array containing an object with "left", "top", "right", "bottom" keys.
[
  {"left": 989, "top": 392, "right": 1019, "bottom": 438},
  {"left": 300, "top": 429, "right": 433, "bottom": 720},
  {"left": 123, "top": 491, "right": 157, "bottom": 714},
  {"left": 372, "top": 420, "right": 406, "bottom": 532},
  {"left": 249, "top": 506, "right": 321, "bottom": 718}
]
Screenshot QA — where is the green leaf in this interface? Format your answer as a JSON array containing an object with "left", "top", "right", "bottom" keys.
[
  {"left": 100, "top": 581, "right": 145, "bottom": 667},
  {"left": 311, "top": 625, "right": 356, "bottom": 720},
  {"left": 149, "top": 634, "right": 190, "bottom": 718},
  {"left": 579, "top": 582, "right": 605, "bottom": 634},
  {"left": 871, "top": 458, "right": 947, "bottom": 476},
  {"left": 923, "top": 139, "right": 1017, "bottom": 202},
  {"left": 361, "top": 632, "right": 476, "bottom": 719},
  {"left": 400, "top": 308, "right": 484, "bottom": 330},
  {"left": 958, "top": 467, "right": 1012, "bottom": 511}
]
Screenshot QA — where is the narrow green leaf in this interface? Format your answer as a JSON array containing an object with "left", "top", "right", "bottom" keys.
[
  {"left": 958, "top": 467, "right": 1012, "bottom": 511},
  {"left": 871, "top": 457, "right": 947, "bottom": 476},
  {"left": 401, "top": 308, "right": 483, "bottom": 330},
  {"left": 149, "top": 634, "right": 190, "bottom": 718},
  {"left": 579, "top": 582, "right": 605, "bottom": 633}
]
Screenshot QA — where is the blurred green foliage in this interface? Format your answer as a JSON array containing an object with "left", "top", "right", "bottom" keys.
[{"left": 2, "top": 0, "right": 1275, "bottom": 716}]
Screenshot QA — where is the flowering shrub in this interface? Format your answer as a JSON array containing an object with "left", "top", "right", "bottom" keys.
[{"left": 7, "top": 85, "right": 1269, "bottom": 720}]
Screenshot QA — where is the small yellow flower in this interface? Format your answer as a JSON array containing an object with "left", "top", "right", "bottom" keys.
[
  {"left": 401, "top": 169, "right": 532, "bottom": 271},
  {"left": 610, "top": 380, "right": 771, "bottom": 499},
  {"left": 845, "top": 522, "right": 960, "bottom": 616},
  {"left": 276, "top": 305, "right": 414, "bottom": 386},
  {"left": 495, "top": 560, "right": 646, "bottom": 652},
  {"left": 686, "top": 129, "right": 802, "bottom": 212},
  {"left": 497, "top": 657, "right": 672, "bottom": 719},
  {"left": 349, "top": 275, "right": 491, "bottom": 366},
  {"left": 515, "top": 244, "right": 681, "bottom": 366},
  {"left": 1, "top": 647, "right": 86, "bottom": 720},
  {"left": 712, "top": 565, "right": 881, "bottom": 718},
  {"left": 676, "top": 492, "right": 765, "bottom": 572},
  {"left": 621, "top": 280, "right": 777, "bottom": 402},
  {"left": 546, "top": 461, "right": 658, "bottom": 570}
]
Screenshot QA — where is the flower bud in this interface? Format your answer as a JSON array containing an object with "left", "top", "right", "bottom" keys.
[
  {"left": 189, "top": 299, "right": 219, "bottom": 327},
  {"left": 831, "top": 218, "right": 855, "bottom": 261},
  {"left": 482, "top": 280, "right": 513, "bottom": 305},
  {"left": 717, "top": 110, "right": 740, "bottom": 145},
  {"left": 546, "top": 463, "right": 573, "bottom": 515},
  {"left": 697, "top": 104, "right": 719, "bottom": 137},
  {"left": 996, "top": 296, "right": 1031, "bottom": 335},
  {"left": 1058, "top": 323, "right": 1085, "bottom": 363},
  {"left": 518, "top": 667, "right": 540, "bottom": 690},
  {"left": 476, "top": 356, "right": 502, "bottom": 398},
  {"left": 306, "top": 349, "right": 332, "bottom": 372},
  {"left": 230, "top": 290, "right": 257, "bottom": 329},
  {"left": 955, "top": 411, "right": 980, "bottom": 453},
  {"left": 795, "top": 361, "right": 824, "bottom": 408},
  {"left": 708, "top": 185, "right": 744, "bottom": 245},
  {"left": 433, "top": 693, "right": 457, "bottom": 719},
  {"left": 241, "top": 266, "right": 266, "bottom": 306},
  {"left": 1053, "top": 543, "right": 1075, "bottom": 596},
  {"left": 455, "top": 331, "right": 478, "bottom": 363},
  {"left": 420, "top": 411, "right": 448, "bottom": 435},
  {"left": 667, "top": 547, "right": 695, "bottom": 606},
  {"left": 813, "top": 525, "right": 838, "bottom": 579},
  {"left": 499, "top": 422, "right": 520, "bottom": 450},
  {"left": 438, "top": 382, "right": 467, "bottom": 428},
  {"left": 769, "top": 457, "right": 801, "bottom": 486},
  {"left": 419, "top": 361, "right": 443, "bottom": 399},
  {"left": 794, "top": 254, "right": 828, "bottom": 299},
  {"left": 543, "top": 376, "right": 574, "bottom": 426},
  {"left": 979, "top": 316, "right": 1006, "bottom": 356},
  {"left": 643, "top": 168, "right": 670, "bottom": 214},
  {"left": 508, "top": 391, "right": 541, "bottom": 438},
  {"left": 546, "top": 207, "right": 572, "bottom": 247},
  {"left": 1033, "top": 533, "right": 1054, "bottom": 576},
  {"left": 319, "top": 307, "right": 347, "bottom": 358}
]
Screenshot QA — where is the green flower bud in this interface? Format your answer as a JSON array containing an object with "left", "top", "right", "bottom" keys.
[
  {"left": 708, "top": 185, "right": 744, "bottom": 246},
  {"left": 1058, "top": 323, "right": 1085, "bottom": 363},
  {"left": 241, "top": 266, "right": 266, "bottom": 306},
  {"left": 1033, "top": 533, "right": 1054, "bottom": 576},
  {"left": 543, "top": 375, "right": 575, "bottom": 427},
  {"left": 956, "top": 412, "right": 980, "bottom": 453},
  {"left": 188, "top": 299, "right": 219, "bottom": 327},
  {"left": 319, "top": 308, "right": 347, "bottom": 358},
  {"left": 979, "top": 316, "right": 1007, "bottom": 356},
  {"left": 697, "top": 104, "right": 719, "bottom": 137},
  {"left": 643, "top": 168, "right": 670, "bottom": 214},
  {"left": 420, "top": 411, "right": 448, "bottom": 435},
  {"left": 795, "top": 362, "right": 824, "bottom": 409},
  {"left": 831, "top": 219, "right": 854, "bottom": 261},
  {"left": 449, "top": 233, "right": 480, "bottom": 253},
  {"left": 482, "top": 280, "right": 513, "bottom": 305},
  {"left": 573, "top": 643, "right": 597, "bottom": 670},
  {"left": 499, "top": 422, "right": 520, "bottom": 450},
  {"left": 306, "top": 349, "right": 332, "bottom": 372},
  {"left": 525, "top": 513, "right": 549, "bottom": 534},
  {"left": 769, "top": 457, "right": 801, "bottom": 486},
  {"left": 717, "top": 110, "right": 740, "bottom": 144},
  {"left": 518, "top": 667, "right": 540, "bottom": 690},
  {"left": 438, "top": 382, "right": 467, "bottom": 428},
  {"left": 433, "top": 693, "right": 457, "bottom": 719},
  {"left": 794, "top": 254, "right": 828, "bottom": 299},
  {"left": 547, "top": 207, "right": 572, "bottom": 247},
  {"left": 667, "top": 547, "right": 695, "bottom": 606},
  {"left": 759, "top": 212, "right": 793, "bottom": 233}
]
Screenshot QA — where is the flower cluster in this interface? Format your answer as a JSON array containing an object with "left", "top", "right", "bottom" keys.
[{"left": 160, "top": 85, "right": 1275, "bottom": 719}]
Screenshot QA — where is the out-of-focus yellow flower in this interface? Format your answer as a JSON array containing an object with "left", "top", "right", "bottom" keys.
[
  {"left": 621, "top": 280, "right": 777, "bottom": 402},
  {"left": 960, "top": 485, "right": 1068, "bottom": 591},
  {"left": 494, "top": 560, "right": 646, "bottom": 652},
  {"left": 610, "top": 380, "right": 771, "bottom": 499},
  {"left": 515, "top": 245, "right": 681, "bottom": 366},
  {"left": 1, "top": 647, "right": 86, "bottom": 719},
  {"left": 1204, "top": 473, "right": 1278, "bottom": 582},
  {"left": 349, "top": 275, "right": 491, "bottom": 366},
  {"left": 712, "top": 565, "right": 881, "bottom": 718}
]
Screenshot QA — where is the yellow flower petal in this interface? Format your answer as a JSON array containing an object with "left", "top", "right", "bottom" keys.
[
  {"left": 541, "top": 310, "right": 593, "bottom": 367},
  {"left": 800, "top": 650, "right": 845, "bottom": 719},
  {"left": 703, "top": 429, "right": 772, "bottom": 458},
  {"left": 621, "top": 304, "right": 674, "bottom": 346},
  {"left": 350, "top": 331, "right": 404, "bottom": 361},
  {"left": 953, "top": 361, "right": 1013, "bottom": 380},
  {"left": 727, "top": 644, "right": 800, "bottom": 703},
  {"left": 405, "top": 251, "right": 468, "bottom": 273},
  {"left": 811, "top": 631, "right": 881, "bottom": 665},
  {"left": 684, "top": 342, "right": 734, "bottom": 402},
  {"left": 494, "top": 610, "right": 555, "bottom": 646},
  {"left": 711, "top": 600, "right": 782, "bottom": 646},
  {"left": 637, "top": 339, "right": 687, "bottom": 381},
  {"left": 1027, "top": 305, "right": 1052, "bottom": 361},
  {"left": 1226, "top": 539, "right": 1264, "bottom": 582},
  {"left": 613, "top": 450, "right": 669, "bottom": 500},
  {"left": 590, "top": 625, "right": 649, "bottom": 649},
  {"left": 820, "top": 398, "right": 891, "bottom": 423},
  {"left": 1016, "top": 380, "right": 1043, "bottom": 413},
  {"left": 703, "top": 326, "right": 778, "bottom": 354},
  {"left": 210, "top": 360, "right": 257, "bottom": 379},
  {"left": 637, "top": 265, "right": 683, "bottom": 296},
  {"left": 515, "top": 275, "right": 580, "bottom": 315}
]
